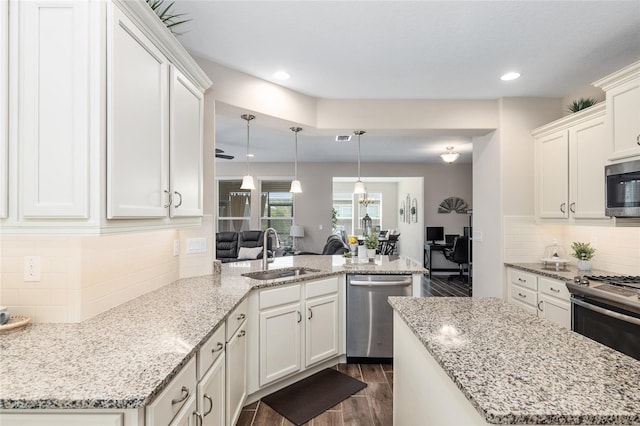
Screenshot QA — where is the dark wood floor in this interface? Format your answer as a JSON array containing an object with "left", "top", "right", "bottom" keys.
[
  {"left": 238, "top": 275, "right": 470, "bottom": 425},
  {"left": 237, "top": 363, "right": 393, "bottom": 426}
]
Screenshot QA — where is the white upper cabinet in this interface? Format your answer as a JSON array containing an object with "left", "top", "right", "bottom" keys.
[
  {"left": 593, "top": 61, "right": 640, "bottom": 161},
  {"left": 2, "top": 0, "right": 211, "bottom": 234},
  {"left": 107, "top": 5, "right": 170, "bottom": 219},
  {"left": 0, "top": 0, "right": 7, "bottom": 219},
  {"left": 169, "top": 67, "right": 204, "bottom": 218},
  {"left": 534, "top": 104, "right": 609, "bottom": 222},
  {"left": 18, "top": 0, "right": 90, "bottom": 219}
]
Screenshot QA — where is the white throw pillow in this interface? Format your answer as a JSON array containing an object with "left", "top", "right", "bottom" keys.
[{"left": 237, "top": 246, "right": 263, "bottom": 260}]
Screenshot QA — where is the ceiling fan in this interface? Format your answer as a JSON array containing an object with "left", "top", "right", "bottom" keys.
[{"left": 215, "top": 148, "right": 234, "bottom": 160}]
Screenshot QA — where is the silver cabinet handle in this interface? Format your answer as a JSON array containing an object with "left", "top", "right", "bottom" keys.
[
  {"left": 171, "top": 386, "right": 189, "bottom": 405},
  {"left": 537, "top": 301, "right": 543, "bottom": 311},
  {"left": 297, "top": 310, "right": 302, "bottom": 323},
  {"left": 237, "top": 313, "right": 246, "bottom": 321},
  {"left": 518, "top": 292, "right": 527, "bottom": 298},
  {"left": 549, "top": 287, "right": 560, "bottom": 293},
  {"left": 517, "top": 278, "right": 526, "bottom": 283},
  {"left": 308, "top": 308, "right": 313, "bottom": 320},
  {"left": 193, "top": 412, "right": 203, "bottom": 426},
  {"left": 560, "top": 202, "right": 566, "bottom": 213},
  {"left": 211, "top": 342, "right": 224, "bottom": 353},
  {"left": 203, "top": 394, "right": 213, "bottom": 416},
  {"left": 174, "top": 191, "right": 183, "bottom": 208},
  {"left": 569, "top": 202, "right": 576, "bottom": 213},
  {"left": 238, "top": 329, "right": 246, "bottom": 337},
  {"left": 163, "top": 190, "right": 173, "bottom": 208}
]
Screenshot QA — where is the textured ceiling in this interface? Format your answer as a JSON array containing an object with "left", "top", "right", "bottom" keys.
[{"left": 172, "top": 1, "right": 640, "bottom": 163}]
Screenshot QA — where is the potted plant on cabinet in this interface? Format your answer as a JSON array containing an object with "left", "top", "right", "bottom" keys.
[
  {"left": 365, "top": 233, "right": 379, "bottom": 259},
  {"left": 571, "top": 241, "right": 596, "bottom": 271}
]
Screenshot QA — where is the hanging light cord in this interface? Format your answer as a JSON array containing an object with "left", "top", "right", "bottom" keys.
[
  {"left": 290, "top": 127, "right": 302, "bottom": 179},
  {"left": 354, "top": 130, "right": 366, "bottom": 180},
  {"left": 241, "top": 114, "right": 255, "bottom": 174}
]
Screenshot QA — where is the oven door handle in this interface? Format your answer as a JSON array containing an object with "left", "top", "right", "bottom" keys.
[{"left": 572, "top": 298, "right": 640, "bottom": 326}]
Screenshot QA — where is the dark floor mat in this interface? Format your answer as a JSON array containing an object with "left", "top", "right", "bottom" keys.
[{"left": 261, "top": 368, "right": 367, "bottom": 425}]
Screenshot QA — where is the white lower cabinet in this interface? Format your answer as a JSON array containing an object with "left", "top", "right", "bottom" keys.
[
  {"left": 258, "top": 277, "right": 341, "bottom": 388},
  {"left": 507, "top": 267, "right": 571, "bottom": 328},
  {"left": 197, "top": 353, "right": 225, "bottom": 426},
  {"left": 169, "top": 394, "right": 197, "bottom": 426},
  {"left": 0, "top": 413, "right": 125, "bottom": 426},
  {"left": 226, "top": 318, "right": 247, "bottom": 426},
  {"left": 146, "top": 357, "right": 197, "bottom": 426}
]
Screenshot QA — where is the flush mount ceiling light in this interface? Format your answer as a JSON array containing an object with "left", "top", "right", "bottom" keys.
[
  {"left": 289, "top": 126, "right": 303, "bottom": 193},
  {"left": 273, "top": 70, "right": 291, "bottom": 80},
  {"left": 353, "top": 130, "right": 367, "bottom": 194},
  {"left": 500, "top": 72, "right": 521, "bottom": 81},
  {"left": 240, "top": 114, "right": 256, "bottom": 190},
  {"left": 441, "top": 146, "right": 460, "bottom": 164}
]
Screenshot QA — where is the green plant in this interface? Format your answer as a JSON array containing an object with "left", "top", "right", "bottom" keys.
[
  {"left": 570, "top": 241, "right": 596, "bottom": 260},
  {"left": 342, "top": 252, "right": 352, "bottom": 258},
  {"left": 364, "top": 233, "right": 379, "bottom": 250},
  {"left": 567, "top": 97, "right": 598, "bottom": 113},
  {"left": 146, "top": 0, "right": 191, "bottom": 35}
]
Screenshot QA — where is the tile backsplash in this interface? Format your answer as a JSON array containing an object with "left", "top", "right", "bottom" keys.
[
  {"left": 0, "top": 217, "right": 213, "bottom": 323},
  {"left": 504, "top": 216, "right": 640, "bottom": 275}
]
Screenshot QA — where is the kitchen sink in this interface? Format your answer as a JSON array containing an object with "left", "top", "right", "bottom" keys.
[{"left": 242, "top": 267, "right": 320, "bottom": 281}]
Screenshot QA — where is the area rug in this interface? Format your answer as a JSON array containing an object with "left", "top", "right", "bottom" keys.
[{"left": 261, "top": 368, "right": 367, "bottom": 425}]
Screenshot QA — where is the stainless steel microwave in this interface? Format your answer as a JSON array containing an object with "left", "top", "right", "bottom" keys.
[{"left": 605, "top": 159, "right": 640, "bottom": 217}]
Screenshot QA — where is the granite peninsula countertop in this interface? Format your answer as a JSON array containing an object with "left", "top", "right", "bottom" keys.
[
  {"left": 389, "top": 297, "right": 640, "bottom": 425},
  {"left": 0, "top": 255, "right": 425, "bottom": 410},
  {"left": 504, "top": 262, "right": 617, "bottom": 282}
]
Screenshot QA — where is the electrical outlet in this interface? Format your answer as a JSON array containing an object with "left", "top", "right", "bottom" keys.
[
  {"left": 173, "top": 240, "right": 180, "bottom": 257},
  {"left": 24, "top": 256, "right": 41, "bottom": 282},
  {"left": 319, "top": 224, "right": 323, "bottom": 230}
]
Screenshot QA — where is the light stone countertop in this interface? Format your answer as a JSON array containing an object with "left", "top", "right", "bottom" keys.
[
  {"left": 504, "top": 262, "right": 616, "bottom": 282},
  {"left": 389, "top": 297, "right": 640, "bottom": 425},
  {"left": 0, "top": 255, "right": 425, "bottom": 410}
]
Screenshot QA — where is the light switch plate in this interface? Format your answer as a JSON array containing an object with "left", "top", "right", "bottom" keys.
[{"left": 186, "top": 238, "right": 207, "bottom": 254}]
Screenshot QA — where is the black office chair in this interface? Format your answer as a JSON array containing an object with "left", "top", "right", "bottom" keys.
[{"left": 444, "top": 236, "right": 469, "bottom": 282}]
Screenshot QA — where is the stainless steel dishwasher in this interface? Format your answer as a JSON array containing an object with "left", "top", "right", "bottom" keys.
[{"left": 346, "top": 274, "right": 412, "bottom": 362}]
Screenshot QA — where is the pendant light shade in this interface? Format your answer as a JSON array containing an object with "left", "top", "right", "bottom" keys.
[
  {"left": 353, "top": 130, "right": 367, "bottom": 194},
  {"left": 441, "top": 146, "right": 460, "bottom": 164},
  {"left": 289, "top": 126, "right": 303, "bottom": 193},
  {"left": 240, "top": 114, "right": 256, "bottom": 189}
]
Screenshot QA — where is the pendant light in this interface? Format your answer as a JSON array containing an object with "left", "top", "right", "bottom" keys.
[
  {"left": 289, "top": 126, "right": 303, "bottom": 193},
  {"left": 240, "top": 114, "right": 256, "bottom": 190},
  {"left": 353, "top": 130, "right": 366, "bottom": 194},
  {"left": 441, "top": 146, "right": 460, "bottom": 164}
]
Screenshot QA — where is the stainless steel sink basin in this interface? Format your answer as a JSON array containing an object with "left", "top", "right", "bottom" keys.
[{"left": 242, "top": 267, "right": 320, "bottom": 281}]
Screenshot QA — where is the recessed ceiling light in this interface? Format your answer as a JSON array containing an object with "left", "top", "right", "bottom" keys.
[
  {"left": 501, "top": 72, "right": 521, "bottom": 81},
  {"left": 246, "top": 153, "right": 255, "bottom": 158},
  {"left": 273, "top": 71, "right": 290, "bottom": 80}
]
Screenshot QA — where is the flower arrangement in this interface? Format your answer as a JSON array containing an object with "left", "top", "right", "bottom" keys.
[
  {"left": 364, "top": 233, "right": 379, "bottom": 250},
  {"left": 348, "top": 235, "right": 358, "bottom": 245},
  {"left": 570, "top": 242, "right": 596, "bottom": 260}
]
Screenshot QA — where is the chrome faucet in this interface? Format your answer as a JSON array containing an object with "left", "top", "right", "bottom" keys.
[{"left": 262, "top": 228, "right": 281, "bottom": 270}]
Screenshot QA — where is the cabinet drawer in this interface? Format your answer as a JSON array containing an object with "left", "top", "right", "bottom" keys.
[
  {"left": 169, "top": 393, "right": 196, "bottom": 426},
  {"left": 259, "top": 284, "right": 301, "bottom": 310},
  {"left": 510, "top": 283, "right": 537, "bottom": 308},
  {"left": 226, "top": 298, "right": 248, "bottom": 339},
  {"left": 305, "top": 277, "right": 339, "bottom": 299},
  {"left": 539, "top": 277, "right": 570, "bottom": 301},
  {"left": 146, "top": 357, "right": 197, "bottom": 426},
  {"left": 197, "top": 324, "right": 225, "bottom": 381},
  {"left": 508, "top": 269, "right": 537, "bottom": 291}
]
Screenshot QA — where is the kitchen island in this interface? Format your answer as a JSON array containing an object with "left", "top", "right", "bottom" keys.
[
  {"left": 0, "top": 255, "right": 424, "bottom": 423},
  {"left": 390, "top": 297, "right": 640, "bottom": 425}
]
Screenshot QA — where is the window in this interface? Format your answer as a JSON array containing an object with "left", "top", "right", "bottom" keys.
[
  {"left": 333, "top": 192, "right": 353, "bottom": 235},
  {"left": 332, "top": 192, "right": 382, "bottom": 235},
  {"left": 260, "top": 180, "right": 294, "bottom": 247},
  {"left": 217, "top": 180, "right": 251, "bottom": 232}
]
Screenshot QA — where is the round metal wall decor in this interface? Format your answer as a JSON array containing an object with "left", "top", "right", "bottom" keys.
[{"left": 438, "top": 197, "right": 468, "bottom": 214}]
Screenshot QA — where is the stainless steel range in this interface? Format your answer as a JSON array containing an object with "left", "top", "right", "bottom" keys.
[{"left": 567, "top": 275, "right": 640, "bottom": 361}]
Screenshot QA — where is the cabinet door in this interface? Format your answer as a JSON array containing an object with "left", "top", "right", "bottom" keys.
[
  {"left": 537, "top": 130, "right": 569, "bottom": 218},
  {"left": 259, "top": 303, "right": 302, "bottom": 386},
  {"left": 226, "top": 324, "right": 247, "bottom": 426},
  {"left": 538, "top": 294, "right": 571, "bottom": 329},
  {"left": 607, "top": 79, "right": 640, "bottom": 160},
  {"left": 0, "top": 0, "right": 7, "bottom": 218},
  {"left": 570, "top": 113, "right": 608, "bottom": 219},
  {"left": 107, "top": 5, "right": 169, "bottom": 218},
  {"left": 198, "top": 352, "right": 225, "bottom": 426},
  {"left": 169, "top": 393, "right": 197, "bottom": 426},
  {"left": 305, "top": 294, "right": 339, "bottom": 367},
  {"left": 170, "top": 67, "right": 204, "bottom": 217},
  {"left": 19, "top": 0, "right": 90, "bottom": 218}
]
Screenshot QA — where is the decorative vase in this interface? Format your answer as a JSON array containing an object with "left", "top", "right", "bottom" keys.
[
  {"left": 577, "top": 260, "right": 592, "bottom": 271},
  {"left": 367, "top": 249, "right": 376, "bottom": 259},
  {"left": 358, "top": 245, "right": 367, "bottom": 259}
]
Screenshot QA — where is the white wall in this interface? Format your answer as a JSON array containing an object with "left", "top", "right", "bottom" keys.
[{"left": 397, "top": 178, "right": 424, "bottom": 263}]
